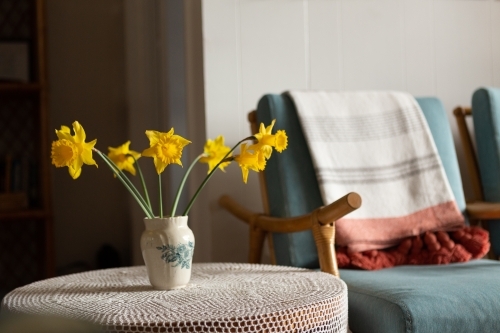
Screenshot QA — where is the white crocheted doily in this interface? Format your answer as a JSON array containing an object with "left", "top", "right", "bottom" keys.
[{"left": 1, "top": 263, "right": 348, "bottom": 332}]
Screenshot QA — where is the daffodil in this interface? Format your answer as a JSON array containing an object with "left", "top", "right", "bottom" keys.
[
  {"left": 142, "top": 128, "right": 191, "bottom": 174},
  {"left": 199, "top": 135, "right": 231, "bottom": 174},
  {"left": 234, "top": 143, "right": 266, "bottom": 184},
  {"left": 51, "top": 121, "right": 97, "bottom": 179},
  {"left": 51, "top": 119, "right": 289, "bottom": 219},
  {"left": 107, "top": 141, "right": 141, "bottom": 176},
  {"left": 250, "top": 119, "right": 288, "bottom": 158},
  {"left": 274, "top": 130, "right": 288, "bottom": 153}
]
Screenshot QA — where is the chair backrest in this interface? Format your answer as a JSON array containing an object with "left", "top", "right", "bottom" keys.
[
  {"left": 453, "top": 106, "right": 483, "bottom": 202},
  {"left": 471, "top": 87, "right": 500, "bottom": 202},
  {"left": 470, "top": 87, "right": 500, "bottom": 256},
  {"left": 255, "top": 93, "right": 466, "bottom": 268}
]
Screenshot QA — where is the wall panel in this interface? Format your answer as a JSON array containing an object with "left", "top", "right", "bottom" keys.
[
  {"left": 493, "top": 2, "right": 500, "bottom": 87},
  {"left": 434, "top": 1, "right": 492, "bottom": 110},
  {"left": 404, "top": 0, "right": 435, "bottom": 96},
  {"left": 240, "top": 0, "right": 308, "bottom": 124},
  {"left": 202, "top": 0, "right": 240, "bottom": 141},
  {"left": 340, "top": 0, "right": 404, "bottom": 90},
  {"left": 309, "top": 0, "right": 341, "bottom": 90}
]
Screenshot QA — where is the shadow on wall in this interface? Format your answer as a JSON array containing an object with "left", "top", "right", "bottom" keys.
[{"left": 47, "top": 0, "right": 130, "bottom": 273}]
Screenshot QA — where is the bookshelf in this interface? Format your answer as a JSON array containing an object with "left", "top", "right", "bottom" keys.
[{"left": 0, "top": 0, "right": 53, "bottom": 297}]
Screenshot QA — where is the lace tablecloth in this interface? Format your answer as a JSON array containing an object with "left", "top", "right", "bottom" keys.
[{"left": 1, "top": 263, "right": 348, "bottom": 332}]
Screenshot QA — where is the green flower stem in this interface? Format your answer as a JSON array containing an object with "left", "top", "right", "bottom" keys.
[
  {"left": 98, "top": 151, "right": 152, "bottom": 214},
  {"left": 159, "top": 174, "right": 163, "bottom": 218},
  {"left": 130, "top": 154, "right": 151, "bottom": 211},
  {"left": 170, "top": 154, "right": 203, "bottom": 217},
  {"left": 182, "top": 137, "right": 254, "bottom": 216},
  {"left": 94, "top": 149, "right": 154, "bottom": 218}
]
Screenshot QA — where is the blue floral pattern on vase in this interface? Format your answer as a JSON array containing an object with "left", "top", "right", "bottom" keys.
[{"left": 157, "top": 241, "right": 194, "bottom": 269}]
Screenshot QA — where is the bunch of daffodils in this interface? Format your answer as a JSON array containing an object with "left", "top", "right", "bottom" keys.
[{"left": 51, "top": 120, "right": 288, "bottom": 219}]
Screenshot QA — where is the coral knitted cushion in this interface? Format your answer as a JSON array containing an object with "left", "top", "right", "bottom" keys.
[{"left": 336, "top": 226, "right": 490, "bottom": 270}]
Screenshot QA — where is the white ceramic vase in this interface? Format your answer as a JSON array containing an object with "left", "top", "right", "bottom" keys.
[{"left": 141, "top": 216, "right": 195, "bottom": 290}]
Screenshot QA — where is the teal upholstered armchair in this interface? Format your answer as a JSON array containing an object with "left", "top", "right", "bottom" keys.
[{"left": 220, "top": 93, "right": 500, "bottom": 333}]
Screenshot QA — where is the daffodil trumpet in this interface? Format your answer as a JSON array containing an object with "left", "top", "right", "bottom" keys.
[{"left": 50, "top": 121, "right": 97, "bottom": 180}]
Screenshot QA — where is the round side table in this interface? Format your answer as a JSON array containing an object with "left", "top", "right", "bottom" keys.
[{"left": 1, "top": 263, "right": 348, "bottom": 332}]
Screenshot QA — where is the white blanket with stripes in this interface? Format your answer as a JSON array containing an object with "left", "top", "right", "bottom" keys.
[{"left": 288, "top": 91, "right": 464, "bottom": 252}]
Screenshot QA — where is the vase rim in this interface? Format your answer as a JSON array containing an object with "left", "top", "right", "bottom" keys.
[
  {"left": 143, "top": 216, "right": 189, "bottom": 230},
  {"left": 144, "top": 215, "right": 188, "bottom": 219}
]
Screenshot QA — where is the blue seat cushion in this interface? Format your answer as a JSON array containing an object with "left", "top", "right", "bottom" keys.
[{"left": 340, "top": 259, "right": 500, "bottom": 333}]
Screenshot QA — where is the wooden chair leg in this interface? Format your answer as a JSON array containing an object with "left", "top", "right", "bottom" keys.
[
  {"left": 311, "top": 210, "right": 339, "bottom": 277},
  {"left": 249, "top": 221, "right": 266, "bottom": 264},
  {"left": 453, "top": 107, "right": 484, "bottom": 202},
  {"left": 267, "top": 233, "right": 277, "bottom": 265}
]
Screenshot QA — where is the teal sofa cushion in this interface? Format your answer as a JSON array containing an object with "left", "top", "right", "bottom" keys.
[
  {"left": 416, "top": 97, "right": 466, "bottom": 213},
  {"left": 472, "top": 87, "right": 500, "bottom": 256},
  {"left": 340, "top": 259, "right": 500, "bottom": 333}
]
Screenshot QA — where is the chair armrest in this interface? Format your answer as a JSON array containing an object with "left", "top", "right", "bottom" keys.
[
  {"left": 466, "top": 201, "right": 500, "bottom": 220},
  {"left": 219, "top": 193, "right": 362, "bottom": 277},
  {"left": 218, "top": 192, "right": 361, "bottom": 233}
]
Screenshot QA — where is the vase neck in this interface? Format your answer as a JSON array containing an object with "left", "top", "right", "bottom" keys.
[{"left": 143, "top": 216, "right": 189, "bottom": 230}]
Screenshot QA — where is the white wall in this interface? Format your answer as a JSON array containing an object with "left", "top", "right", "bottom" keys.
[{"left": 202, "top": 0, "right": 500, "bottom": 263}]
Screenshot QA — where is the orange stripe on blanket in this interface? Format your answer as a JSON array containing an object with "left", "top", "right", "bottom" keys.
[{"left": 335, "top": 201, "right": 465, "bottom": 253}]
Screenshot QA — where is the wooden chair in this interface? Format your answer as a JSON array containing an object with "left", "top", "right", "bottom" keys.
[{"left": 220, "top": 93, "right": 500, "bottom": 333}]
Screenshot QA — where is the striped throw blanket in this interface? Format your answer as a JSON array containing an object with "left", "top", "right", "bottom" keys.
[{"left": 288, "top": 91, "right": 465, "bottom": 253}]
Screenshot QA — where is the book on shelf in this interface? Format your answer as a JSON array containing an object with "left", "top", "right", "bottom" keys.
[
  {"left": 0, "top": 41, "right": 30, "bottom": 83},
  {"left": 0, "top": 154, "right": 38, "bottom": 212}
]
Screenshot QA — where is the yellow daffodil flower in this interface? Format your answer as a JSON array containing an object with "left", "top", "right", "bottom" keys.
[
  {"left": 51, "top": 121, "right": 97, "bottom": 179},
  {"left": 107, "top": 141, "right": 141, "bottom": 176},
  {"left": 250, "top": 119, "right": 288, "bottom": 158},
  {"left": 142, "top": 128, "right": 191, "bottom": 174},
  {"left": 274, "top": 130, "right": 288, "bottom": 153},
  {"left": 234, "top": 143, "right": 266, "bottom": 184},
  {"left": 199, "top": 135, "right": 231, "bottom": 174}
]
